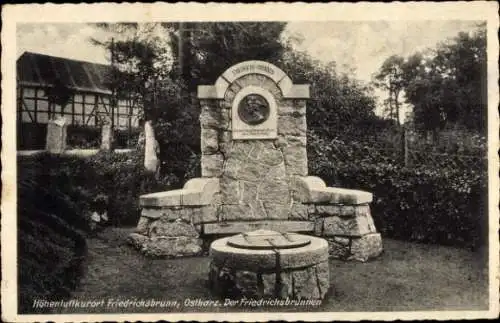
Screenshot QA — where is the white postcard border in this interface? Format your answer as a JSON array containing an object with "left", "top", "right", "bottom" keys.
[{"left": 2, "top": 2, "right": 498, "bottom": 322}]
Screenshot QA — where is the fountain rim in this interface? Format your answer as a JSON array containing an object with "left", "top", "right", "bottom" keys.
[{"left": 226, "top": 230, "right": 312, "bottom": 250}]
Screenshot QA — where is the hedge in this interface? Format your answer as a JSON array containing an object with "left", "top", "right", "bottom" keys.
[
  {"left": 66, "top": 124, "right": 101, "bottom": 149},
  {"left": 18, "top": 175, "right": 88, "bottom": 313},
  {"left": 84, "top": 151, "right": 181, "bottom": 226},
  {"left": 17, "top": 150, "right": 191, "bottom": 312},
  {"left": 66, "top": 125, "right": 141, "bottom": 149},
  {"left": 17, "top": 151, "right": 184, "bottom": 227},
  {"left": 308, "top": 136, "right": 488, "bottom": 250},
  {"left": 17, "top": 122, "right": 47, "bottom": 150},
  {"left": 114, "top": 128, "right": 141, "bottom": 149},
  {"left": 18, "top": 135, "right": 488, "bottom": 250}
]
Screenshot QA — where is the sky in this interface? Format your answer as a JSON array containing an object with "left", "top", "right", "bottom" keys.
[
  {"left": 285, "top": 21, "right": 480, "bottom": 81},
  {"left": 17, "top": 21, "right": 481, "bottom": 119}
]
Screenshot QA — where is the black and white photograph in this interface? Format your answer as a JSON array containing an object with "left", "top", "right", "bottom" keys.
[{"left": 1, "top": 2, "right": 498, "bottom": 322}]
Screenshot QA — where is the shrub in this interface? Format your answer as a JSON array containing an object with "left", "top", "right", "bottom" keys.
[
  {"left": 158, "top": 142, "right": 201, "bottom": 182},
  {"left": 308, "top": 135, "right": 488, "bottom": 250},
  {"left": 17, "top": 151, "right": 185, "bottom": 312},
  {"left": 17, "top": 122, "right": 47, "bottom": 150},
  {"left": 18, "top": 151, "right": 181, "bottom": 227},
  {"left": 338, "top": 162, "right": 486, "bottom": 249},
  {"left": 18, "top": 173, "right": 87, "bottom": 313},
  {"left": 85, "top": 151, "right": 179, "bottom": 226},
  {"left": 114, "top": 127, "right": 141, "bottom": 148},
  {"left": 66, "top": 124, "right": 101, "bottom": 149},
  {"left": 18, "top": 153, "right": 95, "bottom": 230}
]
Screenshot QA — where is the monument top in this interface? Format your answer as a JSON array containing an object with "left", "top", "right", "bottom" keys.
[
  {"left": 197, "top": 60, "right": 310, "bottom": 99},
  {"left": 221, "top": 60, "right": 287, "bottom": 84}
]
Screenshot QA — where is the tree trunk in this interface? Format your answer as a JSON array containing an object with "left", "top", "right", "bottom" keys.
[
  {"left": 394, "top": 90, "right": 400, "bottom": 125},
  {"left": 144, "top": 120, "right": 159, "bottom": 174}
]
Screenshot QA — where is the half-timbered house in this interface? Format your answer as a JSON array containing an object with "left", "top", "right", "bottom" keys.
[{"left": 17, "top": 51, "right": 141, "bottom": 148}]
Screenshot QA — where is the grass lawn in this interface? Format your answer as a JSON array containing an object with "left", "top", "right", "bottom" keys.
[{"left": 55, "top": 227, "right": 489, "bottom": 314}]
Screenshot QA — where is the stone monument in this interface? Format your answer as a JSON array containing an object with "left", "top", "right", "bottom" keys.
[{"left": 129, "top": 60, "right": 382, "bottom": 262}]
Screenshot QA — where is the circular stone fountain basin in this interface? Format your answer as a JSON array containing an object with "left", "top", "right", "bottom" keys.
[{"left": 208, "top": 229, "right": 330, "bottom": 300}]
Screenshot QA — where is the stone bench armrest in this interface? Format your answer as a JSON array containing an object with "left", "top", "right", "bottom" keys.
[
  {"left": 140, "top": 178, "right": 220, "bottom": 207},
  {"left": 292, "top": 176, "right": 372, "bottom": 205}
]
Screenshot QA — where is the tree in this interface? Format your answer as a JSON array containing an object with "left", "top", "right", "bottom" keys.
[
  {"left": 401, "top": 25, "right": 487, "bottom": 134},
  {"left": 165, "top": 22, "right": 288, "bottom": 86},
  {"left": 278, "top": 48, "right": 378, "bottom": 140},
  {"left": 373, "top": 55, "right": 406, "bottom": 124},
  {"left": 45, "top": 78, "right": 74, "bottom": 119},
  {"left": 91, "top": 23, "right": 176, "bottom": 174},
  {"left": 91, "top": 22, "right": 380, "bottom": 173}
]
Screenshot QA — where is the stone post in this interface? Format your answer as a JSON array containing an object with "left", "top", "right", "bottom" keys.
[
  {"left": 100, "top": 122, "right": 114, "bottom": 151},
  {"left": 144, "top": 120, "right": 159, "bottom": 173},
  {"left": 45, "top": 116, "right": 67, "bottom": 153}
]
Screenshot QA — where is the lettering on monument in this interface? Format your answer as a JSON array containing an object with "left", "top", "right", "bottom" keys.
[
  {"left": 233, "top": 128, "right": 274, "bottom": 135},
  {"left": 231, "top": 63, "right": 275, "bottom": 78}
]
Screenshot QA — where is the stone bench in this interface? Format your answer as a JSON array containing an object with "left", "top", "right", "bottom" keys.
[
  {"left": 291, "top": 176, "right": 382, "bottom": 262},
  {"left": 130, "top": 175, "right": 382, "bottom": 261},
  {"left": 129, "top": 178, "right": 220, "bottom": 257},
  {"left": 140, "top": 178, "right": 220, "bottom": 207},
  {"left": 292, "top": 176, "right": 372, "bottom": 204}
]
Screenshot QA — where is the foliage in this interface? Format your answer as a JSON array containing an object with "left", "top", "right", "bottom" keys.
[
  {"left": 406, "top": 124, "right": 486, "bottom": 150},
  {"left": 18, "top": 152, "right": 181, "bottom": 227},
  {"left": 114, "top": 127, "right": 141, "bottom": 148},
  {"left": 44, "top": 78, "right": 75, "bottom": 117},
  {"left": 65, "top": 124, "right": 141, "bottom": 149},
  {"left": 373, "top": 55, "right": 406, "bottom": 123},
  {"left": 18, "top": 165, "right": 87, "bottom": 313},
  {"left": 66, "top": 124, "right": 101, "bottom": 148},
  {"left": 17, "top": 149, "right": 189, "bottom": 312},
  {"left": 410, "top": 27, "right": 486, "bottom": 133},
  {"left": 158, "top": 142, "right": 201, "bottom": 181},
  {"left": 165, "top": 22, "right": 288, "bottom": 86},
  {"left": 374, "top": 24, "right": 487, "bottom": 134},
  {"left": 308, "top": 134, "right": 488, "bottom": 250},
  {"left": 277, "top": 49, "right": 379, "bottom": 140},
  {"left": 18, "top": 210, "right": 87, "bottom": 313},
  {"left": 85, "top": 152, "right": 179, "bottom": 225},
  {"left": 92, "top": 23, "right": 177, "bottom": 121},
  {"left": 17, "top": 122, "right": 47, "bottom": 150},
  {"left": 337, "top": 162, "right": 486, "bottom": 250},
  {"left": 92, "top": 23, "right": 193, "bottom": 173}
]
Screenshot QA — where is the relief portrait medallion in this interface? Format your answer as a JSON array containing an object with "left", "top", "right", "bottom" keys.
[{"left": 237, "top": 94, "right": 270, "bottom": 126}]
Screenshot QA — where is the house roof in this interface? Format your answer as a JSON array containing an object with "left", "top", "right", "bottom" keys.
[{"left": 17, "top": 51, "right": 113, "bottom": 95}]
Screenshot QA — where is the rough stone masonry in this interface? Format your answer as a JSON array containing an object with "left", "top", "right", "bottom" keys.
[
  {"left": 128, "top": 60, "right": 382, "bottom": 262},
  {"left": 209, "top": 230, "right": 330, "bottom": 299}
]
